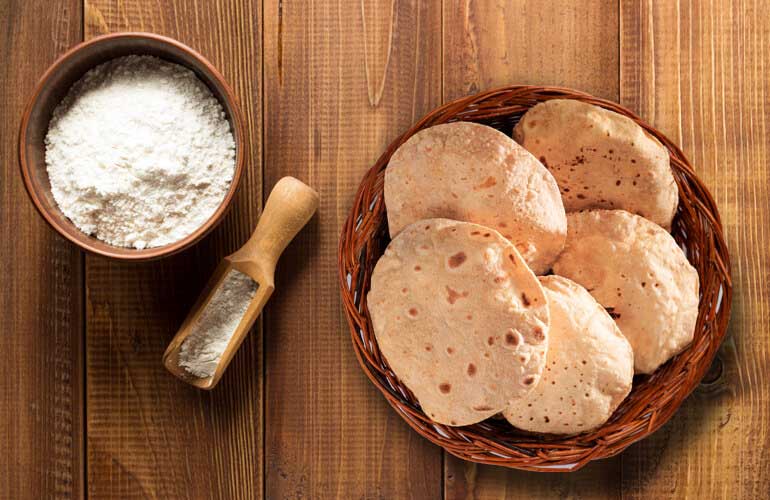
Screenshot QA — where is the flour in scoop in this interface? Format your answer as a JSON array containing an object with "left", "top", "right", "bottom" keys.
[
  {"left": 45, "top": 55, "right": 236, "bottom": 249},
  {"left": 179, "top": 269, "right": 259, "bottom": 378}
]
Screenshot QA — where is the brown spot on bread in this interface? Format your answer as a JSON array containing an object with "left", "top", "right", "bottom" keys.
[
  {"left": 470, "top": 231, "right": 481, "bottom": 236},
  {"left": 523, "top": 376, "right": 536, "bottom": 385},
  {"left": 474, "top": 176, "right": 497, "bottom": 190},
  {"left": 467, "top": 364, "right": 477, "bottom": 376},
  {"left": 439, "top": 383, "right": 451, "bottom": 394},
  {"left": 483, "top": 232, "right": 491, "bottom": 238},
  {"left": 424, "top": 345, "right": 432, "bottom": 351},
  {"left": 448, "top": 251, "right": 467, "bottom": 268},
  {"left": 539, "top": 156, "right": 548, "bottom": 167},
  {"left": 498, "top": 221, "right": 507, "bottom": 228},
  {"left": 487, "top": 336, "right": 495, "bottom": 345},
  {"left": 414, "top": 265, "right": 421, "bottom": 271},
  {"left": 508, "top": 254, "right": 517, "bottom": 265},
  {"left": 616, "top": 180, "right": 621, "bottom": 186},
  {"left": 493, "top": 276, "right": 506, "bottom": 284},
  {"left": 466, "top": 314, "right": 473, "bottom": 320},
  {"left": 446, "top": 347, "right": 455, "bottom": 355},
  {"left": 576, "top": 194, "right": 586, "bottom": 199},
  {"left": 505, "top": 330, "right": 519, "bottom": 346},
  {"left": 606, "top": 307, "right": 621, "bottom": 319},
  {"left": 521, "top": 293, "right": 531, "bottom": 307},
  {"left": 533, "top": 327, "right": 545, "bottom": 342},
  {"left": 408, "top": 308, "right": 418, "bottom": 317},
  {"left": 473, "top": 405, "right": 492, "bottom": 411}
]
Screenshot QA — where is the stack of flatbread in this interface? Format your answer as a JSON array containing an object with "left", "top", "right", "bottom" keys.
[{"left": 369, "top": 100, "right": 699, "bottom": 435}]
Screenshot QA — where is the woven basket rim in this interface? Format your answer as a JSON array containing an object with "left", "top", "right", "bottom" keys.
[{"left": 338, "top": 85, "right": 732, "bottom": 472}]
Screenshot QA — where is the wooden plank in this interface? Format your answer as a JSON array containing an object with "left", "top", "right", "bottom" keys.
[
  {"left": 442, "top": 1, "right": 622, "bottom": 498},
  {"left": 619, "top": 1, "right": 770, "bottom": 498},
  {"left": 443, "top": 0, "right": 620, "bottom": 102},
  {"left": 262, "top": 1, "right": 443, "bottom": 498},
  {"left": 0, "top": 1, "right": 84, "bottom": 498},
  {"left": 83, "top": 1, "right": 263, "bottom": 498}
]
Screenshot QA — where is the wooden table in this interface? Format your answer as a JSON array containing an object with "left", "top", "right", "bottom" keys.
[{"left": 2, "top": 1, "right": 768, "bottom": 498}]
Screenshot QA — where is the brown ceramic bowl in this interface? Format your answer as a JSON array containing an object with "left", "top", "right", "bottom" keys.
[{"left": 19, "top": 32, "right": 246, "bottom": 260}]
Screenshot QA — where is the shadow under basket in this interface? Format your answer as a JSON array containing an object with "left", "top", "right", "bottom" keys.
[{"left": 338, "top": 85, "right": 732, "bottom": 472}]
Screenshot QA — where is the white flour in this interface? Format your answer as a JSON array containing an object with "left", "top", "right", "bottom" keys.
[
  {"left": 45, "top": 55, "right": 236, "bottom": 249},
  {"left": 179, "top": 269, "right": 259, "bottom": 378}
]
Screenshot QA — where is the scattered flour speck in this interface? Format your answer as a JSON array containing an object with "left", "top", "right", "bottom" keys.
[{"left": 45, "top": 55, "right": 236, "bottom": 249}]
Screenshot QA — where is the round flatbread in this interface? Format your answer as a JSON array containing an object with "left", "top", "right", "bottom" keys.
[
  {"left": 385, "top": 122, "right": 566, "bottom": 274},
  {"left": 367, "top": 218, "right": 549, "bottom": 426},
  {"left": 503, "top": 275, "right": 633, "bottom": 434},
  {"left": 552, "top": 210, "right": 700, "bottom": 374},
  {"left": 513, "top": 99, "right": 678, "bottom": 229}
]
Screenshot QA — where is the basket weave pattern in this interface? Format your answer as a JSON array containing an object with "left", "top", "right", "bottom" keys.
[{"left": 338, "top": 86, "right": 732, "bottom": 471}]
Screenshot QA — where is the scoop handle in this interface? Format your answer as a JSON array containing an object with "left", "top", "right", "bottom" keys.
[{"left": 229, "top": 177, "right": 319, "bottom": 278}]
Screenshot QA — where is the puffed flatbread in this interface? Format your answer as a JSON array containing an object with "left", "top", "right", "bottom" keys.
[
  {"left": 385, "top": 122, "right": 566, "bottom": 274},
  {"left": 513, "top": 99, "right": 678, "bottom": 229},
  {"left": 552, "top": 210, "right": 699, "bottom": 374},
  {"left": 503, "top": 275, "right": 633, "bottom": 434},
  {"left": 368, "top": 218, "right": 549, "bottom": 426}
]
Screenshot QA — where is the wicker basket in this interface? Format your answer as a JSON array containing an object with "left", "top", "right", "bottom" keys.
[{"left": 338, "top": 86, "right": 732, "bottom": 471}]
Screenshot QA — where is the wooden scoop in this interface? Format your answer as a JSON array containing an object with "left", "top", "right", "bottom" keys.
[{"left": 163, "top": 176, "right": 319, "bottom": 389}]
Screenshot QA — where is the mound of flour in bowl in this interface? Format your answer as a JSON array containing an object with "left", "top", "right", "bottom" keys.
[{"left": 45, "top": 55, "right": 236, "bottom": 249}]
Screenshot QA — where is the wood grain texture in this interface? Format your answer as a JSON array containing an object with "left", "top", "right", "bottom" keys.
[
  {"left": 443, "top": 0, "right": 619, "bottom": 102},
  {"left": 442, "top": 2, "right": 622, "bottom": 498},
  {"left": 262, "top": 1, "right": 443, "bottom": 498},
  {"left": 3, "top": 1, "right": 767, "bottom": 497},
  {"left": 0, "top": 1, "right": 83, "bottom": 498},
  {"left": 83, "top": 1, "right": 263, "bottom": 498},
  {"left": 620, "top": 1, "right": 770, "bottom": 498}
]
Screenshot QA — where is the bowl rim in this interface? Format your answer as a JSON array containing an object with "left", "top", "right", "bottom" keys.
[{"left": 18, "top": 31, "right": 247, "bottom": 261}]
